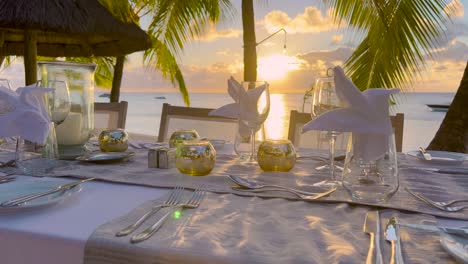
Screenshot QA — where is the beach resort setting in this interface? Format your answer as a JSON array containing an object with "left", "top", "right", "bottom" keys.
[{"left": 0, "top": 0, "right": 467, "bottom": 263}]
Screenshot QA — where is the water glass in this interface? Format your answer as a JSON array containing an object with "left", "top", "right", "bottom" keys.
[
  {"left": 257, "top": 139, "right": 296, "bottom": 172},
  {"left": 342, "top": 132, "right": 399, "bottom": 203},
  {"left": 176, "top": 141, "right": 216, "bottom": 176},
  {"left": 169, "top": 129, "right": 200, "bottom": 148}
]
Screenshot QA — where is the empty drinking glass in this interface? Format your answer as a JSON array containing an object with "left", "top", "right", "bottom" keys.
[{"left": 342, "top": 132, "right": 399, "bottom": 203}]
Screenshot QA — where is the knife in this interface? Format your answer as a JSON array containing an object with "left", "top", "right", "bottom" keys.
[
  {"left": 363, "top": 211, "right": 384, "bottom": 264},
  {"left": 419, "top": 147, "right": 432, "bottom": 161},
  {"left": 399, "top": 223, "right": 468, "bottom": 236},
  {"left": 1, "top": 177, "right": 95, "bottom": 207},
  {"left": 415, "top": 167, "right": 468, "bottom": 175},
  {"left": 385, "top": 217, "right": 405, "bottom": 264}
]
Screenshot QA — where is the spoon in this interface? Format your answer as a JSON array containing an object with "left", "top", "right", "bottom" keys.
[{"left": 227, "top": 175, "right": 322, "bottom": 196}]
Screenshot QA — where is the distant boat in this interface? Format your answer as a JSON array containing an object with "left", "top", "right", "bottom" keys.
[
  {"left": 99, "top": 93, "right": 111, "bottom": 98},
  {"left": 154, "top": 96, "right": 166, "bottom": 99},
  {"left": 426, "top": 104, "right": 450, "bottom": 112}
]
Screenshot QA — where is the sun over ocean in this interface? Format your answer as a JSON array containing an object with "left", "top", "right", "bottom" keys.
[{"left": 95, "top": 91, "right": 455, "bottom": 153}]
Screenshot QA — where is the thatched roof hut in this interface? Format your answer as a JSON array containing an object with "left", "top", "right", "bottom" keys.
[{"left": 0, "top": 0, "right": 152, "bottom": 84}]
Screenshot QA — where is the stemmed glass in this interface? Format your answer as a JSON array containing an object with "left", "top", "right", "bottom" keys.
[
  {"left": 311, "top": 75, "right": 342, "bottom": 187},
  {"left": 238, "top": 81, "right": 270, "bottom": 163},
  {"left": 37, "top": 80, "right": 71, "bottom": 158}
]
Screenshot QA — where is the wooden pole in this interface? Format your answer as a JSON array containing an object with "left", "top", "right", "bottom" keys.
[
  {"left": 110, "top": 56, "right": 125, "bottom": 102},
  {"left": 24, "top": 30, "right": 37, "bottom": 85}
]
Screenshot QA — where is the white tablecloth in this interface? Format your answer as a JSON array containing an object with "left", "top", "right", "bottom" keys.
[{"left": 0, "top": 180, "right": 168, "bottom": 264}]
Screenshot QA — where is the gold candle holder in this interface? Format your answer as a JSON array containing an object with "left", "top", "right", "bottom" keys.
[
  {"left": 176, "top": 141, "right": 216, "bottom": 176},
  {"left": 98, "top": 129, "right": 129, "bottom": 152},
  {"left": 169, "top": 129, "right": 200, "bottom": 148},
  {"left": 257, "top": 139, "right": 297, "bottom": 172}
]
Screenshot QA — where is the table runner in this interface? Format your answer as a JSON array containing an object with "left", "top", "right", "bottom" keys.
[
  {"left": 84, "top": 191, "right": 457, "bottom": 264},
  {"left": 45, "top": 149, "right": 468, "bottom": 220}
]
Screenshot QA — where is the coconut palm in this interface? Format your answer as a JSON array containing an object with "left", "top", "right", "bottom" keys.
[
  {"left": 323, "top": 0, "right": 466, "bottom": 152},
  {"left": 98, "top": 0, "right": 234, "bottom": 105}
]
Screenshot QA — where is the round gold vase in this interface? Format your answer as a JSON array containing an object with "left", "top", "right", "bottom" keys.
[
  {"left": 176, "top": 141, "right": 216, "bottom": 176},
  {"left": 169, "top": 129, "right": 200, "bottom": 148},
  {"left": 98, "top": 129, "right": 129, "bottom": 152},
  {"left": 257, "top": 139, "right": 296, "bottom": 172}
]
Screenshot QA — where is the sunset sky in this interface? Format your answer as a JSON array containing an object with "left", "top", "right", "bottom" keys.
[{"left": 2, "top": 0, "right": 468, "bottom": 94}]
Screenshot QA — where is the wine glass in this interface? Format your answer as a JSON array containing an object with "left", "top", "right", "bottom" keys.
[
  {"left": 311, "top": 75, "right": 342, "bottom": 187},
  {"left": 37, "top": 80, "right": 71, "bottom": 159},
  {"left": 238, "top": 81, "right": 270, "bottom": 163}
]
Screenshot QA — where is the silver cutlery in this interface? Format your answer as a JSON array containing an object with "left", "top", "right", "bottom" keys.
[
  {"left": 419, "top": 147, "right": 432, "bottom": 161},
  {"left": 385, "top": 217, "right": 405, "bottom": 264},
  {"left": 232, "top": 186, "right": 337, "bottom": 200},
  {"left": 399, "top": 223, "right": 468, "bottom": 236},
  {"left": 405, "top": 187, "right": 468, "bottom": 212},
  {"left": 228, "top": 175, "right": 326, "bottom": 196},
  {"left": 363, "top": 210, "right": 384, "bottom": 264},
  {"left": 115, "top": 186, "right": 184, "bottom": 237},
  {"left": 1, "top": 177, "right": 95, "bottom": 207},
  {"left": 131, "top": 187, "right": 205, "bottom": 243}
]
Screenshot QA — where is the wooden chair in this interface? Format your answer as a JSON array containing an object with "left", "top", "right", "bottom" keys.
[
  {"left": 288, "top": 110, "right": 405, "bottom": 152},
  {"left": 157, "top": 103, "right": 239, "bottom": 143},
  {"left": 94, "top": 101, "right": 128, "bottom": 131}
]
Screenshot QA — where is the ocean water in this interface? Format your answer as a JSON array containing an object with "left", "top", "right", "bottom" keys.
[{"left": 95, "top": 91, "right": 454, "bottom": 153}]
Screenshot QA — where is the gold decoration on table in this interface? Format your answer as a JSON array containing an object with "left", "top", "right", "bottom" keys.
[
  {"left": 257, "top": 139, "right": 296, "bottom": 172},
  {"left": 176, "top": 141, "right": 216, "bottom": 176},
  {"left": 99, "top": 129, "right": 129, "bottom": 152},
  {"left": 169, "top": 129, "right": 200, "bottom": 148}
]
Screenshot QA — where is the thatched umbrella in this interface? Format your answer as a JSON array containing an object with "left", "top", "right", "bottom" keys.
[{"left": 0, "top": 0, "right": 151, "bottom": 85}]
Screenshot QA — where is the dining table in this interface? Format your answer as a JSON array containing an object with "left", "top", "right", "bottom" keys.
[{"left": 0, "top": 138, "right": 467, "bottom": 264}]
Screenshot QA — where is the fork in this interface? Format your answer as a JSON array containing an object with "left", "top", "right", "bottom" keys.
[
  {"left": 115, "top": 186, "right": 184, "bottom": 237},
  {"left": 131, "top": 187, "right": 206, "bottom": 243},
  {"left": 405, "top": 187, "right": 468, "bottom": 212},
  {"left": 232, "top": 186, "right": 337, "bottom": 201}
]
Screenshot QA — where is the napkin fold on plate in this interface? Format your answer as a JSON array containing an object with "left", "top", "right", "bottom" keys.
[
  {"left": 0, "top": 85, "right": 54, "bottom": 145},
  {"left": 209, "top": 77, "right": 267, "bottom": 137},
  {"left": 302, "top": 66, "right": 399, "bottom": 161}
]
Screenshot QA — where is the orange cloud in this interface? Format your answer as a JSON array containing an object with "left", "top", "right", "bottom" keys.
[
  {"left": 194, "top": 23, "right": 241, "bottom": 42},
  {"left": 262, "top": 6, "right": 345, "bottom": 34}
]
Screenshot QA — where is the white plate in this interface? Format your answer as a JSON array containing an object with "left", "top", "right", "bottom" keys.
[
  {"left": 76, "top": 151, "right": 135, "bottom": 164},
  {"left": 407, "top": 150, "right": 467, "bottom": 165},
  {"left": 440, "top": 232, "right": 468, "bottom": 263},
  {"left": 0, "top": 177, "right": 82, "bottom": 213}
]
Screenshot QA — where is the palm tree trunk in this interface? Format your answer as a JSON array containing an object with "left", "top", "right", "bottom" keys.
[
  {"left": 110, "top": 56, "right": 125, "bottom": 102},
  {"left": 427, "top": 61, "right": 468, "bottom": 153},
  {"left": 0, "top": 56, "right": 4, "bottom": 68},
  {"left": 242, "top": 0, "right": 257, "bottom": 83}
]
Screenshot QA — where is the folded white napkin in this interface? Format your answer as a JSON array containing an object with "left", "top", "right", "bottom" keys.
[
  {"left": 302, "top": 66, "right": 399, "bottom": 161},
  {"left": 0, "top": 85, "right": 53, "bottom": 144},
  {"left": 209, "top": 77, "right": 267, "bottom": 136}
]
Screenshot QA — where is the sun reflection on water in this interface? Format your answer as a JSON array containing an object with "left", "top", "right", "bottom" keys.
[{"left": 264, "top": 94, "right": 287, "bottom": 140}]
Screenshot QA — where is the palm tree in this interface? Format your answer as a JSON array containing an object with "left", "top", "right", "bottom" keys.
[
  {"left": 324, "top": 0, "right": 466, "bottom": 152},
  {"left": 99, "top": 0, "right": 234, "bottom": 105},
  {"left": 242, "top": 0, "right": 257, "bottom": 82}
]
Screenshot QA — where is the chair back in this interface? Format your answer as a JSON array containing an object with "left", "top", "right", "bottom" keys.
[
  {"left": 158, "top": 103, "right": 238, "bottom": 143},
  {"left": 288, "top": 111, "right": 404, "bottom": 152},
  {"left": 94, "top": 101, "right": 128, "bottom": 132}
]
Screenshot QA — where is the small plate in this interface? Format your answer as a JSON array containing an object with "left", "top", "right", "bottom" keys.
[
  {"left": 76, "top": 151, "right": 135, "bottom": 164},
  {"left": 0, "top": 177, "right": 82, "bottom": 213},
  {"left": 407, "top": 150, "right": 467, "bottom": 165},
  {"left": 440, "top": 232, "right": 468, "bottom": 263}
]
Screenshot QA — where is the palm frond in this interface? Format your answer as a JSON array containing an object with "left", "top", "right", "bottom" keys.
[
  {"left": 66, "top": 57, "right": 115, "bottom": 88},
  {"left": 325, "top": 0, "right": 453, "bottom": 91},
  {"left": 144, "top": 38, "right": 189, "bottom": 106}
]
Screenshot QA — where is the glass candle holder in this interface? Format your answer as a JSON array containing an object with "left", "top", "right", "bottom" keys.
[
  {"left": 176, "top": 141, "right": 216, "bottom": 176},
  {"left": 99, "top": 129, "right": 129, "bottom": 152},
  {"left": 257, "top": 139, "right": 297, "bottom": 172},
  {"left": 169, "top": 129, "right": 200, "bottom": 148}
]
